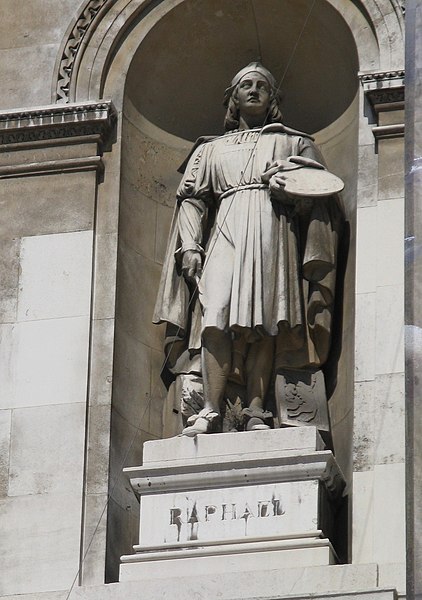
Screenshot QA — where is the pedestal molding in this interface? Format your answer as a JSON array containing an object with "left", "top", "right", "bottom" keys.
[
  {"left": 126, "top": 450, "right": 345, "bottom": 499},
  {"left": 122, "top": 535, "right": 333, "bottom": 563}
]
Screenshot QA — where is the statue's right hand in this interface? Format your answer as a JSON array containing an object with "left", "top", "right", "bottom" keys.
[{"left": 182, "top": 250, "right": 203, "bottom": 284}]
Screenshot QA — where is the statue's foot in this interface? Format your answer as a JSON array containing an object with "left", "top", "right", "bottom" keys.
[
  {"left": 180, "top": 409, "right": 221, "bottom": 437},
  {"left": 242, "top": 407, "right": 273, "bottom": 431}
]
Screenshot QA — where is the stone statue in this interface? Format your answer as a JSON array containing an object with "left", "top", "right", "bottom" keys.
[{"left": 154, "top": 63, "right": 344, "bottom": 438}]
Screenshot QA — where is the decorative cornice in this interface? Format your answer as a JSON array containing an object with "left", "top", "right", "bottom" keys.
[
  {"left": 0, "top": 101, "right": 116, "bottom": 146},
  {"left": 56, "top": 0, "right": 114, "bottom": 103},
  {"left": 359, "top": 70, "right": 405, "bottom": 111},
  {"left": 359, "top": 70, "right": 405, "bottom": 85}
]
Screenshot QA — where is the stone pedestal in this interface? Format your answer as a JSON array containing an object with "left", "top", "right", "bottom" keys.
[{"left": 120, "top": 427, "right": 346, "bottom": 587}]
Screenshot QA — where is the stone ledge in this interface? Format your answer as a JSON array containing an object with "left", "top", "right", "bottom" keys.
[
  {"left": 89, "top": 563, "right": 383, "bottom": 599},
  {"left": 126, "top": 449, "right": 344, "bottom": 498},
  {"left": 0, "top": 101, "right": 116, "bottom": 147},
  {"left": 142, "top": 426, "right": 325, "bottom": 465},
  {"left": 0, "top": 565, "right": 395, "bottom": 600},
  {"left": 0, "top": 155, "right": 104, "bottom": 179},
  {"left": 125, "top": 429, "right": 345, "bottom": 501}
]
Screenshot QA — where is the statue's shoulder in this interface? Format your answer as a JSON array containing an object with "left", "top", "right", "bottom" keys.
[
  {"left": 177, "top": 135, "right": 219, "bottom": 174},
  {"left": 261, "top": 123, "right": 315, "bottom": 141}
]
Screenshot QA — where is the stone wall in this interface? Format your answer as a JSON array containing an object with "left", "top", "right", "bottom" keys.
[{"left": 0, "top": 0, "right": 408, "bottom": 598}]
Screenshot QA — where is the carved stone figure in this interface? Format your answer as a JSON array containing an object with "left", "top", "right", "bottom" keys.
[{"left": 154, "top": 63, "right": 344, "bottom": 438}]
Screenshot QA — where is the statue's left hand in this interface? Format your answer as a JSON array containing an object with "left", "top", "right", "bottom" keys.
[{"left": 269, "top": 173, "right": 292, "bottom": 203}]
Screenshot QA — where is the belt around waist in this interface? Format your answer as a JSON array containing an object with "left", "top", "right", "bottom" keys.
[{"left": 219, "top": 183, "right": 268, "bottom": 201}]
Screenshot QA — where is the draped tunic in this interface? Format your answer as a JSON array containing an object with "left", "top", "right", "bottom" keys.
[{"left": 154, "top": 125, "right": 343, "bottom": 378}]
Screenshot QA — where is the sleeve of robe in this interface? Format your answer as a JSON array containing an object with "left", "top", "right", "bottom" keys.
[
  {"left": 153, "top": 142, "right": 215, "bottom": 384},
  {"left": 175, "top": 142, "right": 215, "bottom": 258}
]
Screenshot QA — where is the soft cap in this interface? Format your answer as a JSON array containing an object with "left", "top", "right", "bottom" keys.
[{"left": 223, "top": 62, "right": 279, "bottom": 106}]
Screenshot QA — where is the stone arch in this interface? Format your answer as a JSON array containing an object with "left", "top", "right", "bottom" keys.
[
  {"left": 55, "top": 0, "right": 404, "bottom": 585},
  {"left": 53, "top": 0, "right": 404, "bottom": 107}
]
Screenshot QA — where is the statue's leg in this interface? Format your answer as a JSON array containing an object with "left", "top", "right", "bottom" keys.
[
  {"left": 243, "top": 336, "right": 274, "bottom": 430},
  {"left": 181, "top": 208, "right": 234, "bottom": 436},
  {"left": 181, "top": 327, "right": 231, "bottom": 436},
  {"left": 202, "top": 327, "right": 232, "bottom": 413}
]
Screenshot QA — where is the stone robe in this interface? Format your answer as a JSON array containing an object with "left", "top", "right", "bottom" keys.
[{"left": 153, "top": 124, "right": 344, "bottom": 384}]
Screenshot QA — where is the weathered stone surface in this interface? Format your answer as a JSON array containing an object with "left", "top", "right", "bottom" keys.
[
  {"left": 0, "top": 409, "right": 11, "bottom": 497},
  {"left": 0, "top": 172, "right": 95, "bottom": 238},
  {"left": 8, "top": 403, "right": 85, "bottom": 496},
  {"left": 0, "top": 582, "right": 396, "bottom": 600},
  {"left": 375, "top": 284, "right": 404, "bottom": 375},
  {"left": 0, "top": 316, "right": 90, "bottom": 410},
  {"left": 378, "top": 138, "right": 405, "bottom": 201},
  {"left": 352, "top": 463, "right": 405, "bottom": 575},
  {"left": 353, "top": 381, "right": 376, "bottom": 472},
  {"left": 79, "top": 492, "right": 109, "bottom": 586},
  {"left": 0, "top": 593, "right": 67, "bottom": 600},
  {"left": 0, "top": 45, "right": 60, "bottom": 109},
  {"left": 372, "top": 463, "right": 405, "bottom": 566},
  {"left": 155, "top": 202, "right": 174, "bottom": 264},
  {"left": 355, "top": 292, "right": 376, "bottom": 382},
  {"left": 92, "top": 232, "right": 118, "bottom": 321},
  {"left": 0, "top": 0, "right": 81, "bottom": 49},
  {"left": 88, "top": 317, "right": 115, "bottom": 407},
  {"left": 0, "top": 142, "right": 99, "bottom": 168},
  {"left": 121, "top": 106, "right": 186, "bottom": 207},
  {"left": 356, "top": 206, "right": 377, "bottom": 294},
  {"left": 116, "top": 240, "right": 163, "bottom": 350},
  {"left": 19, "top": 563, "right": 387, "bottom": 600},
  {"left": 119, "top": 180, "right": 157, "bottom": 261},
  {"left": 357, "top": 144, "right": 379, "bottom": 208},
  {"left": 353, "top": 470, "right": 375, "bottom": 563},
  {"left": 84, "top": 404, "right": 111, "bottom": 496},
  {"left": 121, "top": 542, "right": 336, "bottom": 581},
  {"left": 17, "top": 231, "right": 93, "bottom": 321},
  {"left": 354, "top": 374, "right": 405, "bottom": 471},
  {"left": 112, "top": 326, "right": 152, "bottom": 426},
  {"left": 0, "top": 237, "right": 19, "bottom": 324},
  {"left": 376, "top": 198, "right": 404, "bottom": 288},
  {"left": 374, "top": 373, "right": 405, "bottom": 465},
  {"left": 0, "top": 492, "right": 82, "bottom": 595}
]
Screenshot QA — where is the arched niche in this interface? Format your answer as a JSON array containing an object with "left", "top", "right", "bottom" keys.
[{"left": 59, "top": 0, "right": 404, "bottom": 583}]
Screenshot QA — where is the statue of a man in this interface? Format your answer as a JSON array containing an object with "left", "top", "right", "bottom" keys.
[{"left": 154, "top": 63, "right": 344, "bottom": 437}]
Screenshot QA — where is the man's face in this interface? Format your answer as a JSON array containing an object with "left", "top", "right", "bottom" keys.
[{"left": 236, "top": 72, "right": 271, "bottom": 118}]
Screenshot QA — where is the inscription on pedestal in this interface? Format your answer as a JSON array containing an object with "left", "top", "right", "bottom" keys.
[
  {"left": 139, "top": 480, "right": 319, "bottom": 546},
  {"left": 169, "top": 497, "right": 286, "bottom": 542}
]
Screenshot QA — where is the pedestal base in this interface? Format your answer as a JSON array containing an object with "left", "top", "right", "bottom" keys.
[
  {"left": 121, "top": 535, "right": 336, "bottom": 581},
  {"left": 120, "top": 427, "right": 347, "bottom": 586}
]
